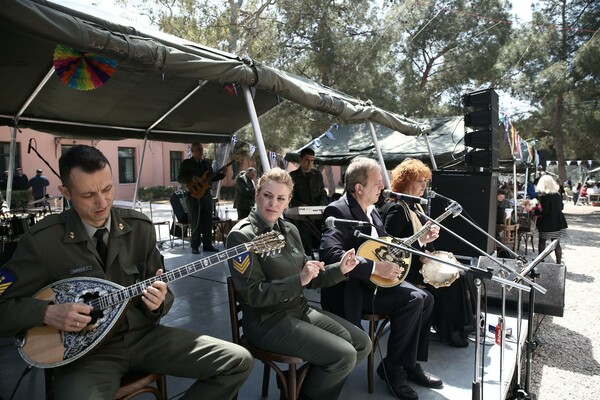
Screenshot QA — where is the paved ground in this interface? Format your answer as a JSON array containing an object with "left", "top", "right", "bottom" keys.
[{"left": 528, "top": 202, "right": 600, "bottom": 400}]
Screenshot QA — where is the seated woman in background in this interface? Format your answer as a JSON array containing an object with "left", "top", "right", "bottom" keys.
[
  {"left": 380, "top": 158, "right": 476, "bottom": 347},
  {"left": 226, "top": 168, "right": 371, "bottom": 400}
]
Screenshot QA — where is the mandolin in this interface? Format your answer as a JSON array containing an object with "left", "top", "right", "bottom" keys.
[
  {"left": 187, "top": 160, "right": 234, "bottom": 199},
  {"left": 15, "top": 231, "right": 285, "bottom": 368},
  {"left": 358, "top": 201, "right": 462, "bottom": 288}
]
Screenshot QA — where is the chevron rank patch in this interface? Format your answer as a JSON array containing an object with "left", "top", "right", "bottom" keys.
[
  {"left": 232, "top": 252, "right": 252, "bottom": 275},
  {"left": 0, "top": 269, "right": 16, "bottom": 297}
]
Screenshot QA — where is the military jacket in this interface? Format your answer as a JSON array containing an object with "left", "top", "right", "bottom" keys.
[
  {"left": 226, "top": 209, "right": 346, "bottom": 328},
  {"left": 0, "top": 207, "right": 172, "bottom": 337},
  {"left": 289, "top": 168, "right": 328, "bottom": 207}
]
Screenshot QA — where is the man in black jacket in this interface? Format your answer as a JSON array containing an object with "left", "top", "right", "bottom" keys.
[{"left": 177, "top": 143, "right": 226, "bottom": 254}]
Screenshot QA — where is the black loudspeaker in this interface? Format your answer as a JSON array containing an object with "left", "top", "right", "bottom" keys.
[
  {"left": 431, "top": 171, "right": 497, "bottom": 257},
  {"left": 477, "top": 258, "right": 566, "bottom": 317}
]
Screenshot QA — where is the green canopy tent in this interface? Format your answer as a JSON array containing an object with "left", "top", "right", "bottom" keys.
[
  {"left": 286, "top": 116, "right": 536, "bottom": 173},
  {"left": 0, "top": 0, "right": 429, "bottom": 205}
]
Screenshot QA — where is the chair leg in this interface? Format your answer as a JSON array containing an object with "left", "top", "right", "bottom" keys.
[
  {"left": 287, "top": 364, "right": 298, "bottom": 400},
  {"left": 367, "top": 320, "right": 376, "bottom": 394},
  {"left": 261, "top": 363, "right": 270, "bottom": 398}
]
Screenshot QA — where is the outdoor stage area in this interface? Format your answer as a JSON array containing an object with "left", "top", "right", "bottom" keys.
[{"left": 0, "top": 201, "right": 554, "bottom": 400}]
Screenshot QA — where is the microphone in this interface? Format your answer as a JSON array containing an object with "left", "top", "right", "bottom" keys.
[
  {"left": 27, "top": 138, "right": 33, "bottom": 154},
  {"left": 324, "top": 216, "right": 372, "bottom": 229},
  {"left": 382, "top": 189, "right": 428, "bottom": 205}
]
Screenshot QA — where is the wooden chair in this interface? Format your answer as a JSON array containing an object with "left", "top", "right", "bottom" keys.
[
  {"left": 362, "top": 313, "right": 390, "bottom": 393},
  {"left": 226, "top": 277, "right": 311, "bottom": 400},
  {"left": 517, "top": 215, "right": 537, "bottom": 254},
  {"left": 45, "top": 369, "right": 167, "bottom": 400},
  {"left": 496, "top": 223, "right": 520, "bottom": 253}
]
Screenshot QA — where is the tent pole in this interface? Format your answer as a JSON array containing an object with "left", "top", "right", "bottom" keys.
[
  {"left": 242, "top": 86, "right": 270, "bottom": 172},
  {"left": 6, "top": 128, "right": 17, "bottom": 209},
  {"left": 131, "top": 133, "right": 150, "bottom": 209},
  {"left": 7, "top": 67, "right": 55, "bottom": 209},
  {"left": 422, "top": 132, "right": 438, "bottom": 171},
  {"left": 367, "top": 120, "right": 390, "bottom": 188}
]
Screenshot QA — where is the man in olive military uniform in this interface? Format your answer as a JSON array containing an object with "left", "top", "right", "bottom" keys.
[
  {"left": 0, "top": 145, "right": 252, "bottom": 400},
  {"left": 177, "top": 143, "right": 226, "bottom": 254}
]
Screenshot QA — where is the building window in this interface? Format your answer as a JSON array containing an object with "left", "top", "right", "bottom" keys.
[
  {"left": 170, "top": 151, "right": 182, "bottom": 182},
  {"left": 118, "top": 147, "right": 136, "bottom": 184},
  {"left": 0, "top": 142, "right": 21, "bottom": 174}
]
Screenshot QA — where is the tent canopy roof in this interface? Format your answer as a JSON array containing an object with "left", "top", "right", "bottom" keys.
[
  {"left": 286, "top": 117, "right": 535, "bottom": 172},
  {"left": 0, "top": 0, "right": 429, "bottom": 144}
]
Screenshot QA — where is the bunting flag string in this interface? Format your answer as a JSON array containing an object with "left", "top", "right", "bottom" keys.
[{"left": 503, "top": 115, "right": 510, "bottom": 144}]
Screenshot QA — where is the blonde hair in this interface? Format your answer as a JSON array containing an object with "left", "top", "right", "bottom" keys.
[
  {"left": 256, "top": 167, "right": 294, "bottom": 195},
  {"left": 390, "top": 158, "right": 432, "bottom": 193},
  {"left": 536, "top": 175, "right": 559, "bottom": 194}
]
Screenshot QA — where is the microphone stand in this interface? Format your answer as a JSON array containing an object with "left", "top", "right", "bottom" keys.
[{"left": 353, "top": 230, "right": 531, "bottom": 400}]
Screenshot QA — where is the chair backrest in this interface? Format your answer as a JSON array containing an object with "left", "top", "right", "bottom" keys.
[
  {"left": 226, "top": 277, "right": 242, "bottom": 344},
  {"left": 496, "top": 223, "right": 520, "bottom": 250},
  {"left": 170, "top": 192, "right": 188, "bottom": 223}
]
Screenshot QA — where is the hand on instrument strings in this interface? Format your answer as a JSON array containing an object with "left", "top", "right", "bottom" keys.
[
  {"left": 420, "top": 223, "right": 440, "bottom": 244},
  {"left": 339, "top": 248, "right": 359, "bottom": 274},
  {"left": 300, "top": 260, "right": 325, "bottom": 286},
  {"left": 192, "top": 175, "right": 202, "bottom": 183},
  {"left": 43, "top": 302, "right": 93, "bottom": 332},
  {"left": 373, "top": 261, "right": 404, "bottom": 280},
  {"left": 142, "top": 269, "right": 167, "bottom": 312}
]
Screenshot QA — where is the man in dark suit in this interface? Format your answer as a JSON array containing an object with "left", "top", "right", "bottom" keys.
[{"left": 320, "top": 156, "right": 442, "bottom": 400}]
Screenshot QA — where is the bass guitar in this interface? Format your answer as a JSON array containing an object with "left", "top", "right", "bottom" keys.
[
  {"left": 187, "top": 160, "right": 234, "bottom": 199},
  {"left": 15, "top": 231, "right": 285, "bottom": 368},
  {"left": 358, "top": 202, "right": 462, "bottom": 288}
]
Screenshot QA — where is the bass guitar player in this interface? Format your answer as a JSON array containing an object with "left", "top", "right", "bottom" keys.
[{"left": 177, "top": 143, "right": 228, "bottom": 254}]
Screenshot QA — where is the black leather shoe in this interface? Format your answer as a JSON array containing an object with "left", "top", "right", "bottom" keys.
[
  {"left": 191, "top": 248, "right": 200, "bottom": 254},
  {"left": 406, "top": 363, "right": 443, "bottom": 388},
  {"left": 376, "top": 361, "right": 418, "bottom": 400},
  {"left": 203, "top": 245, "right": 219, "bottom": 252},
  {"left": 449, "top": 330, "right": 469, "bottom": 347}
]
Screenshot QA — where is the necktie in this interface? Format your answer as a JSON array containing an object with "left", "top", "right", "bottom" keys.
[{"left": 94, "top": 228, "right": 108, "bottom": 266}]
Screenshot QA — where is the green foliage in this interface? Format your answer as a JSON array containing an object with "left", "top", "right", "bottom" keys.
[
  {"left": 116, "top": 0, "right": 600, "bottom": 167},
  {"left": 2, "top": 190, "right": 31, "bottom": 209},
  {"left": 137, "top": 186, "right": 176, "bottom": 201}
]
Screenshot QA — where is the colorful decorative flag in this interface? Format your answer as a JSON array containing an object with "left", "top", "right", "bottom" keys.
[
  {"left": 313, "top": 138, "right": 322, "bottom": 148},
  {"left": 186, "top": 144, "right": 192, "bottom": 159},
  {"left": 577, "top": 160, "right": 582, "bottom": 166},
  {"left": 223, "top": 83, "right": 238, "bottom": 96},
  {"left": 248, "top": 144, "right": 256, "bottom": 158},
  {"left": 53, "top": 44, "right": 117, "bottom": 91},
  {"left": 269, "top": 151, "right": 277, "bottom": 168},
  {"left": 503, "top": 115, "right": 509, "bottom": 144},
  {"left": 231, "top": 135, "right": 238, "bottom": 147}
]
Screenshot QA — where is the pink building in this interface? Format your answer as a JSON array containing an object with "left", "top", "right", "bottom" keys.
[{"left": 0, "top": 127, "right": 192, "bottom": 201}]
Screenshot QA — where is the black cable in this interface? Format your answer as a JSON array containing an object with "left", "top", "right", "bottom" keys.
[{"left": 8, "top": 365, "right": 33, "bottom": 400}]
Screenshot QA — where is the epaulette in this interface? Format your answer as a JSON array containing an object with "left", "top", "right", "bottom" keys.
[
  {"left": 27, "top": 213, "right": 65, "bottom": 234},
  {"left": 232, "top": 219, "right": 251, "bottom": 231},
  {"left": 113, "top": 207, "right": 151, "bottom": 222}
]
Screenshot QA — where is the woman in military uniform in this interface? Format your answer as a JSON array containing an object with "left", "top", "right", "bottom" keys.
[{"left": 226, "top": 167, "right": 371, "bottom": 399}]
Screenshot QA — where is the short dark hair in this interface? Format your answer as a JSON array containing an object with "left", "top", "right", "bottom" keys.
[
  {"left": 299, "top": 148, "right": 315, "bottom": 158},
  {"left": 59, "top": 145, "right": 110, "bottom": 188}
]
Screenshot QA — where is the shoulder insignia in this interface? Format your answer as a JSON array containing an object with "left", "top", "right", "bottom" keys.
[
  {"left": 232, "top": 252, "right": 251, "bottom": 275},
  {"left": 115, "top": 207, "right": 150, "bottom": 222},
  {"left": 0, "top": 269, "right": 16, "bottom": 297}
]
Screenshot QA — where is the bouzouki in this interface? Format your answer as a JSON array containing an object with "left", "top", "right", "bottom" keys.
[
  {"left": 187, "top": 160, "right": 234, "bottom": 199},
  {"left": 358, "top": 202, "right": 462, "bottom": 288},
  {"left": 15, "top": 231, "right": 285, "bottom": 368}
]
